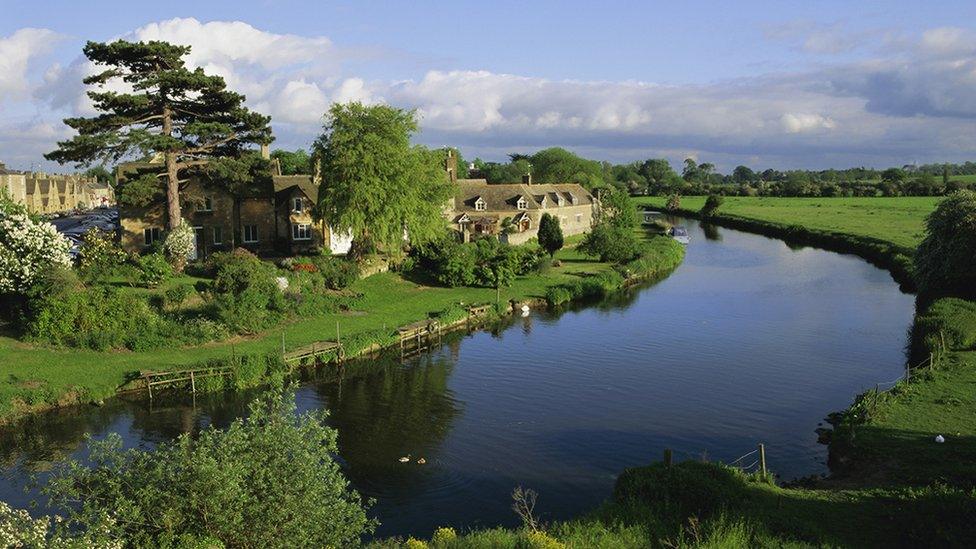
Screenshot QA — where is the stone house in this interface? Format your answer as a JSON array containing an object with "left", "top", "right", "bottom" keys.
[
  {"left": 1, "top": 161, "right": 101, "bottom": 214},
  {"left": 448, "top": 170, "right": 597, "bottom": 245},
  {"left": 118, "top": 153, "right": 341, "bottom": 258}
]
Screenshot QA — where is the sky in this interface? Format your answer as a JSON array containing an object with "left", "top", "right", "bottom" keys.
[{"left": 3, "top": 0, "right": 976, "bottom": 172}]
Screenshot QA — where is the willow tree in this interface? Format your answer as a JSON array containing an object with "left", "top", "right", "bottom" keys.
[
  {"left": 45, "top": 40, "right": 272, "bottom": 229},
  {"left": 314, "top": 103, "right": 452, "bottom": 255}
]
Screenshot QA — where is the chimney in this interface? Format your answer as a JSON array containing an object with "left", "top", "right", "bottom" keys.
[
  {"left": 260, "top": 143, "right": 270, "bottom": 160},
  {"left": 522, "top": 173, "right": 532, "bottom": 185},
  {"left": 444, "top": 147, "right": 458, "bottom": 183}
]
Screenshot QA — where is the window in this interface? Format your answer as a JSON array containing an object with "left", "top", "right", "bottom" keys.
[
  {"left": 292, "top": 197, "right": 304, "bottom": 213},
  {"left": 575, "top": 214, "right": 583, "bottom": 223},
  {"left": 475, "top": 198, "right": 486, "bottom": 211},
  {"left": 213, "top": 226, "right": 223, "bottom": 245},
  {"left": 198, "top": 197, "right": 213, "bottom": 212},
  {"left": 292, "top": 223, "right": 311, "bottom": 241},
  {"left": 517, "top": 198, "right": 527, "bottom": 210},
  {"left": 143, "top": 227, "right": 161, "bottom": 246},
  {"left": 568, "top": 193, "right": 577, "bottom": 205},
  {"left": 243, "top": 225, "right": 259, "bottom": 243}
]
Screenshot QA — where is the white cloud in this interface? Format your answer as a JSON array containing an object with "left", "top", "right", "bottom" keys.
[
  {"left": 16, "top": 19, "right": 976, "bottom": 171},
  {"left": 0, "top": 28, "right": 62, "bottom": 104},
  {"left": 780, "top": 113, "right": 837, "bottom": 133}
]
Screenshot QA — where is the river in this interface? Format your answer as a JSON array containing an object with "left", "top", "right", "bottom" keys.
[{"left": 0, "top": 217, "right": 915, "bottom": 539}]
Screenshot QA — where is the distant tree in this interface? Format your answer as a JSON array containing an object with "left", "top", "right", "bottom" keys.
[
  {"left": 537, "top": 213, "right": 564, "bottom": 257},
  {"left": 942, "top": 164, "right": 951, "bottom": 187},
  {"left": 45, "top": 40, "right": 272, "bottom": 230},
  {"left": 682, "top": 158, "right": 699, "bottom": 182},
  {"left": 508, "top": 153, "right": 531, "bottom": 163},
  {"left": 314, "top": 103, "right": 452, "bottom": 255},
  {"left": 700, "top": 194, "right": 724, "bottom": 218},
  {"left": 271, "top": 148, "right": 313, "bottom": 175},
  {"left": 83, "top": 165, "right": 115, "bottom": 186},
  {"left": 640, "top": 158, "right": 678, "bottom": 195},
  {"left": 697, "top": 162, "right": 715, "bottom": 184},
  {"left": 529, "top": 147, "right": 605, "bottom": 189},
  {"left": 914, "top": 190, "right": 976, "bottom": 298},
  {"left": 731, "top": 165, "right": 756, "bottom": 185},
  {"left": 881, "top": 168, "right": 907, "bottom": 185}
]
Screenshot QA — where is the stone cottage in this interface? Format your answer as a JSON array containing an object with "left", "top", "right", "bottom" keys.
[
  {"left": 445, "top": 150, "right": 597, "bottom": 245},
  {"left": 118, "top": 149, "right": 348, "bottom": 258}
]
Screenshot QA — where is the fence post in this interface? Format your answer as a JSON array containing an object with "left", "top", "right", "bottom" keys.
[
  {"left": 281, "top": 332, "right": 286, "bottom": 358},
  {"left": 758, "top": 443, "right": 767, "bottom": 479},
  {"left": 336, "top": 321, "right": 341, "bottom": 345},
  {"left": 664, "top": 448, "right": 673, "bottom": 468},
  {"left": 191, "top": 371, "right": 196, "bottom": 395}
]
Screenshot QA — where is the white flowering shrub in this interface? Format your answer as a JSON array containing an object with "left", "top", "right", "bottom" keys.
[
  {"left": 0, "top": 500, "right": 122, "bottom": 548},
  {"left": 0, "top": 197, "right": 72, "bottom": 294},
  {"left": 163, "top": 222, "right": 195, "bottom": 271}
]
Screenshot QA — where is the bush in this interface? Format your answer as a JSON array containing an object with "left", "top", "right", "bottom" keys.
[
  {"left": 137, "top": 253, "right": 172, "bottom": 288},
  {"left": 613, "top": 461, "right": 749, "bottom": 520},
  {"left": 578, "top": 222, "right": 641, "bottom": 263},
  {"left": 914, "top": 190, "right": 976, "bottom": 298},
  {"left": 545, "top": 286, "right": 573, "bottom": 306},
  {"left": 209, "top": 250, "right": 285, "bottom": 333},
  {"left": 665, "top": 193, "right": 681, "bottom": 212},
  {"left": 700, "top": 194, "right": 723, "bottom": 218},
  {"left": 163, "top": 222, "right": 195, "bottom": 271},
  {"left": 162, "top": 284, "right": 195, "bottom": 310},
  {"left": 0, "top": 194, "right": 72, "bottom": 294},
  {"left": 538, "top": 213, "right": 564, "bottom": 257},
  {"left": 26, "top": 284, "right": 160, "bottom": 351},
  {"left": 78, "top": 228, "right": 127, "bottom": 282},
  {"left": 46, "top": 388, "right": 374, "bottom": 547},
  {"left": 308, "top": 254, "right": 360, "bottom": 290}
]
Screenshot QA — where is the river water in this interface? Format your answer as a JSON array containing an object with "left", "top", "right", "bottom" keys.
[{"left": 0, "top": 217, "right": 915, "bottom": 538}]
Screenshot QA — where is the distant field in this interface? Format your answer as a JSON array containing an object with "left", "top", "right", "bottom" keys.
[{"left": 633, "top": 196, "right": 941, "bottom": 250}]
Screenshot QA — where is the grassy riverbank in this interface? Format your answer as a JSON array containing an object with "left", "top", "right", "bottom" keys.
[
  {"left": 0, "top": 233, "right": 684, "bottom": 423},
  {"left": 377, "top": 196, "right": 976, "bottom": 548}
]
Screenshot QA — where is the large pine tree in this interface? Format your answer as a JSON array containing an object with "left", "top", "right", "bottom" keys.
[{"left": 45, "top": 40, "right": 273, "bottom": 229}]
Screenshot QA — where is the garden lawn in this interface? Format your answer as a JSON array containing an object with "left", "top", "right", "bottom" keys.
[
  {"left": 0, "top": 235, "right": 627, "bottom": 422},
  {"left": 633, "top": 195, "right": 939, "bottom": 249}
]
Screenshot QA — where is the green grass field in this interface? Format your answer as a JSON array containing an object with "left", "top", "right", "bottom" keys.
[{"left": 633, "top": 196, "right": 939, "bottom": 249}]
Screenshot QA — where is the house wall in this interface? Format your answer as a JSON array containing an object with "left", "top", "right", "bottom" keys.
[
  {"left": 453, "top": 202, "right": 595, "bottom": 245},
  {"left": 275, "top": 188, "right": 326, "bottom": 254}
]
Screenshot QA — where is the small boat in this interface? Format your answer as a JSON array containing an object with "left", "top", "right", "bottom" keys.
[{"left": 669, "top": 226, "right": 691, "bottom": 245}]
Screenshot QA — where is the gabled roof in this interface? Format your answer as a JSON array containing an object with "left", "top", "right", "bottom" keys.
[
  {"left": 454, "top": 181, "right": 593, "bottom": 213},
  {"left": 273, "top": 174, "right": 318, "bottom": 203}
]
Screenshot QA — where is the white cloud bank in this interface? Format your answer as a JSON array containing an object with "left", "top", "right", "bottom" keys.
[{"left": 5, "top": 18, "right": 976, "bottom": 169}]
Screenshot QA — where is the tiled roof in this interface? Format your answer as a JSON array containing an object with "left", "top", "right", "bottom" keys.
[
  {"left": 273, "top": 175, "right": 318, "bottom": 202},
  {"left": 453, "top": 181, "right": 593, "bottom": 213}
]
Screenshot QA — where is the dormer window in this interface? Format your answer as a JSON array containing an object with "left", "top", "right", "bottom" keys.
[
  {"left": 293, "top": 197, "right": 304, "bottom": 213},
  {"left": 556, "top": 195, "right": 565, "bottom": 207},
  {"left": 475, "top": 197, "right": 486, "bottom": 211},
  {"left": 568, "top": 193, "right": 577, "bottom": 205},
  {"left": 517, "top": 197, "right": 528, "bottom": 210}
]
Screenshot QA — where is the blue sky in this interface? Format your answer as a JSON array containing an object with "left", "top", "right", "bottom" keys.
[{"left": 3, "top": 0, "right": 976, "bottom": 171}]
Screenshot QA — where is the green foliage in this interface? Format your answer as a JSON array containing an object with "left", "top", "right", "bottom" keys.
[
  {"left": 599, "top": 186, "right": 639, "bottom": 229},
  {"left": 537, "top": 214, "right": 564, "bottom": 257},
  {"left": 315, "top": 103, "right": 452, "bottom": 253},
  {"left": 526, "top": 147, "right": 606, "bottom": 190},
  {"left": 271, "top": 148, "right": 313, "bottom": 175},
  {"left": 700, "top": 194, "right": 724, "bottom": 218},
  {"left": 46, "top": 387, "right": 373, "bottom": 548},
  {"left": 209, "top": 250, "right": 285, "bottom": 333},
  {"left": 45, "top": 39, "right": 273, "bottom": 229},
  {"left": 136, "top": 253, "right": 172, "bottom": 288},
  {"left": 914, "top": 190, "right": 976, "bottom": 298},
  {"left": 665, "top": 193, "right": 681, "bottom": 212},
  {"left": 162, "top": 283, "right": 195, "bottom": 310},
  {"left": 78, "top": 228, "right": 127, "bottom": 282},
  {"left": 614, "top": 461, "right": 752, "bottom": 521},
  {"left": 578, "top": 222, "right": 641, "bottom": 263},
  {"left": 913, "top": 298, "right": 976, "bottom": 354}
]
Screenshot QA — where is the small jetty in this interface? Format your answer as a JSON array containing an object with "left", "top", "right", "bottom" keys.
[
  {"left": 282, "top": 340, "right": 344, "bottom": 366},
  {"left": 139, "top": 365, "right": 234, "bottom": 400},
  {"left": 398, "top": 319, "right": 442, "bottom": 358}
]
